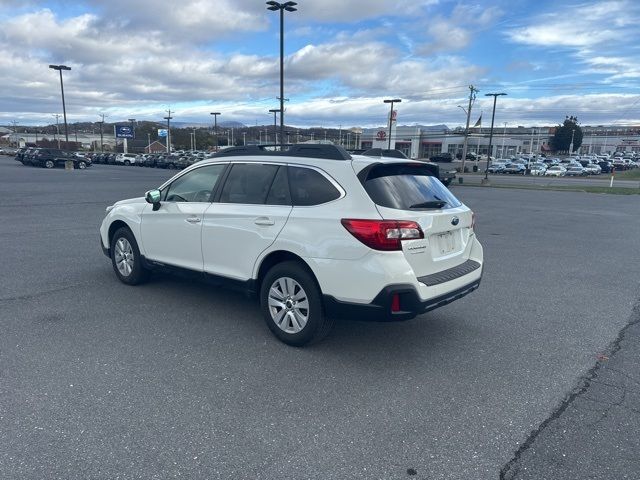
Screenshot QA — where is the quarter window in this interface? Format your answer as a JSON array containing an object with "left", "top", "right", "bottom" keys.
[
  {"left": 288, "top": 167, "right": 341, "bottom": 206},
  {"left": 163, "top": 164, "right": 225, "bottom": 202}
]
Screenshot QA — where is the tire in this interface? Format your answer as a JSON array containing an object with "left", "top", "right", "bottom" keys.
[
  {"left": 110, "top": 227, "right": 149, "bottom": 285},
  {"left": 260, "top": 261, "right": 333, "bottom": 346},
  {"left": 77, "top": 160, "right": 87, "bottom": 169},
  {"left": 124, "top": 160, "right": 131, "bottom": 166},
  {"left": 44, "top": 159, "right": 55, "bottom": 169}
]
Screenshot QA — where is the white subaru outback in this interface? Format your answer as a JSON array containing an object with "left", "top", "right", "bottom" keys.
[{"left": 100, "top": 145, "right": 483, "bottom": 346}]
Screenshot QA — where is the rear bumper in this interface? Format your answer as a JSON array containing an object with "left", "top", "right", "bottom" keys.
[{"left": 323, "top": 275, "right": 481, "bottom": 322}]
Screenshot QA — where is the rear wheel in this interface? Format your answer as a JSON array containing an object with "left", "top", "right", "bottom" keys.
[
  {"left": 260, "top": 261, "right": 333, "bottom": 346},
  {"left": 110, "top": 227, "right": 149, "bottom": 285},
  {"left": 44, "top": 159, "right": 54, "bottom": 169},
  {"left": 124, "top": 160, "right": 131, "bottom": 166}
]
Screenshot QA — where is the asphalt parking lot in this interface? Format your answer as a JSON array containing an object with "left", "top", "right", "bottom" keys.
[{"left": 1, "top": 156, "right": 639, "bottom": 479}]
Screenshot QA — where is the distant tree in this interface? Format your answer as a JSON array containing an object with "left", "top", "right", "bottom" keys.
[{"left": 551, "top": 115, "right": 583, "bottom": 153}]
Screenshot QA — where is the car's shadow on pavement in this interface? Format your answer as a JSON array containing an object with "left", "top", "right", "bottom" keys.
[{"left": 141, "top": 270, "right": 462, "bottom": 361}]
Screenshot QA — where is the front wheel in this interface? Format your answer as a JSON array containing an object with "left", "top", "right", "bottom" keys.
[
  {"left": 260, "top": 261, "right": 333, "bottom": 346},
  {"left": 44, "top": 160, "right": 55, "bottom": 169},
  {"left": 77, "top": 160, "right": 87, "bottom": 169},
  {"left": 110, "top": 227, "right": 149, "bottom": 285},
  {"left": 124, "top": 160, "right": 131, "bottom": 166}
]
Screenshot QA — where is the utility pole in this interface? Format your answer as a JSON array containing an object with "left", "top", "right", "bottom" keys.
[
  {"left": 164, "top": 108, "right": 173, "bottom": 153},
  {"left": 10, "top": 120, "right": 18, "bottom": 147},
  {"left": 501, "top": 122, "right": 507, "bottom": 158},
  {"left": 460, "top": 85, "right": 478, "bottom": 178},
  {"left": 98, "top": 113, "right": 107, "bottom": 152},
  {"left": 242, "top": 131, "right": 246, "bottom": 145},
  {"left": 53, "top": 114, "right": 61, "bottom": 149}
]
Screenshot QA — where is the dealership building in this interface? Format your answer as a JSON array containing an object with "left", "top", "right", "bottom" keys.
[{"left": 359, "top": 123, "right": 640, "bottom": 159}]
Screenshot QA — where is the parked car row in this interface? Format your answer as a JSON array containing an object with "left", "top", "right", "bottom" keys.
[
  {"left": 85, "top": 151, "right": 214, "bottom": 169},
  {"left": 14, "top": 147, "right": 91, "bottom": 169},
  {"left": 486, "top": 154, "right": 639, "bottom": 176}
]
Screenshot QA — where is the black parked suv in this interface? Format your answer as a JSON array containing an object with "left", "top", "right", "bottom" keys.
[
  {"left": 430, "top": 152, "right": 454, "bottom": 162},
  {"left": 361, "top": 148, "right": 456, "bottom": 186},
  {"left": 24, "top": 148, "right": 91, "bottom": 169}
]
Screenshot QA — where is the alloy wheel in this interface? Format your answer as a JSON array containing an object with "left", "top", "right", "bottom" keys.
[
  {"left": 114, "top": 237, "right": 134, "bottom": 277},
  {"left": 267, "top": 277, "right": 309, "bottom": 334}
]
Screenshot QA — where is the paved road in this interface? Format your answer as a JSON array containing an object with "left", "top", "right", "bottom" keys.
[
  {"left": 1, "top": 157, "right": 639, "bottom": 479},
  {"left": 502, "top": 304, "right": 640, "bottom": 479}
]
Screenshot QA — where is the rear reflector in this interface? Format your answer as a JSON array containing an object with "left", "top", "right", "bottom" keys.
[
  {"left": 341, "top": 219, "right": 424, "bottom": 251},
  {"left": 391, "top": 294, "right": 401, "bottom": 312}
]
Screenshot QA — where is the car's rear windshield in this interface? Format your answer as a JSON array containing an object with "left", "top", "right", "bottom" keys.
[{"left": 361, "top": 163, "right": 462, "bottom": 210}]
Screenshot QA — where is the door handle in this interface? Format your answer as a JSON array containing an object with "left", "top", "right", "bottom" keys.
[
  {"left": 186, "top": 216, "right": 201, "bottom": 224},
  {"left": 254, "top": 217, "right": 275, "bottom": 226}
]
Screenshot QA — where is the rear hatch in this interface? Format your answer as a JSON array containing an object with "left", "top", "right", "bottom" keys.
[{"left": 357, "top": 162, "right": 474, "bottom": 278}]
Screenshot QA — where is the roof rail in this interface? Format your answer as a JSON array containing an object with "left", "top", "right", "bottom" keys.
[{"left": 212, "top": 144, "right": 352, "bottom": 160}]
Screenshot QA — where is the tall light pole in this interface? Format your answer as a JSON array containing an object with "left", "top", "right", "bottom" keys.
[
  {"left": 484, "top": 93, "right": 507, "bottom": 181},
  {"left": 164, "top": 109, "right": 173, "bottom": 153},
  {"left": 269, "top": 108, "right": 280, "bottom": 145},
  {"left": 383, "top": 98, "right": 401, "bottom": 150},
  {"left": 210, "top": 112, "right": 220, "bottom": 150},
  {"left": 49, "top": 64, "right": 71, "bottom": 149},
  {"left": 266, "top": 1, "right": 297, "bottom": 150}
]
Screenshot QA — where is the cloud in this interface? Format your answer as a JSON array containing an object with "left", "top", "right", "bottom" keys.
[
  {"left": 506, "top": 1, "right": 635, "bottom": 48},
  {"left": 289, "top": 0, "right": 439, "bottom": 22},
  {"left": 505, "top": 1, "right": 640, "bottom": 86},
  {"left": 417, "top": 4, "right": 502, "bottom": 55}
]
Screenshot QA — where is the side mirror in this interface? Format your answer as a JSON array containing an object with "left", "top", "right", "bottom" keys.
[{"left": 145, "top": 189, "right": 161, "bottom": 210}]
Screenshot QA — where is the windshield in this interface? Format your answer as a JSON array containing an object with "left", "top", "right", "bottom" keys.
[{"left": 362, "top": 163, "right": 462, "bottom": 210}]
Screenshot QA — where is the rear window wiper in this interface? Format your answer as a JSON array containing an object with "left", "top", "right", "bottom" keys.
[{"left": 409, "top": 200, "right": 447, "bottom": 209}]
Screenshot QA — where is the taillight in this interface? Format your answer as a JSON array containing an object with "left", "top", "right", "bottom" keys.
[{"left": 341, "top": 219, "right": 424, "bottom": 251}]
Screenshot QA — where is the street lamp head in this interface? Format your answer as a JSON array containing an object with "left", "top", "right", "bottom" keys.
[
  {"left": 269, "top": 108, "right": 281, "bottom": 113},
  {"left": 49, "top": 64, "right": 71, "bottom": 71},
  {"left": 485, "top": 92, "right": 507, "bottom": 97},
  {"left": 383, "top": 98, "right": 402, "bottom": 103},
  {"left": 210, "top": 112, "right": 221, "bottom": 116}
]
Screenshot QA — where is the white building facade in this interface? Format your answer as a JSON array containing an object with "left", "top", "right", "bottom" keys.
[{"left": 360, "top": 124, "right": 640, "bottom": 159}]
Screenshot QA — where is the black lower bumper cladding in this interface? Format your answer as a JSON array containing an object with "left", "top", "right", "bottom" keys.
[{"left": 323, "top": 276, "right": 482, "bottom": 322}]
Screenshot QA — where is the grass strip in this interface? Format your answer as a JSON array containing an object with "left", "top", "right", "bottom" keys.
[{"left": 458, "top": 183, "right": 640, "bottom": 195}]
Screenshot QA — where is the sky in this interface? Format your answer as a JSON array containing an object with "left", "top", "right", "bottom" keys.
[{"left": 0, "top": 0, "right": 639, "bottom": 129}]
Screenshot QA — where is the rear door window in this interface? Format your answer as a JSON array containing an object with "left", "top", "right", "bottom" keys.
[
  {"left": 362, "top": 163, "right": 462, "bottom": 210},
  {"left": 219, "top": 163, "right": 279, "bottom": 204}
]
